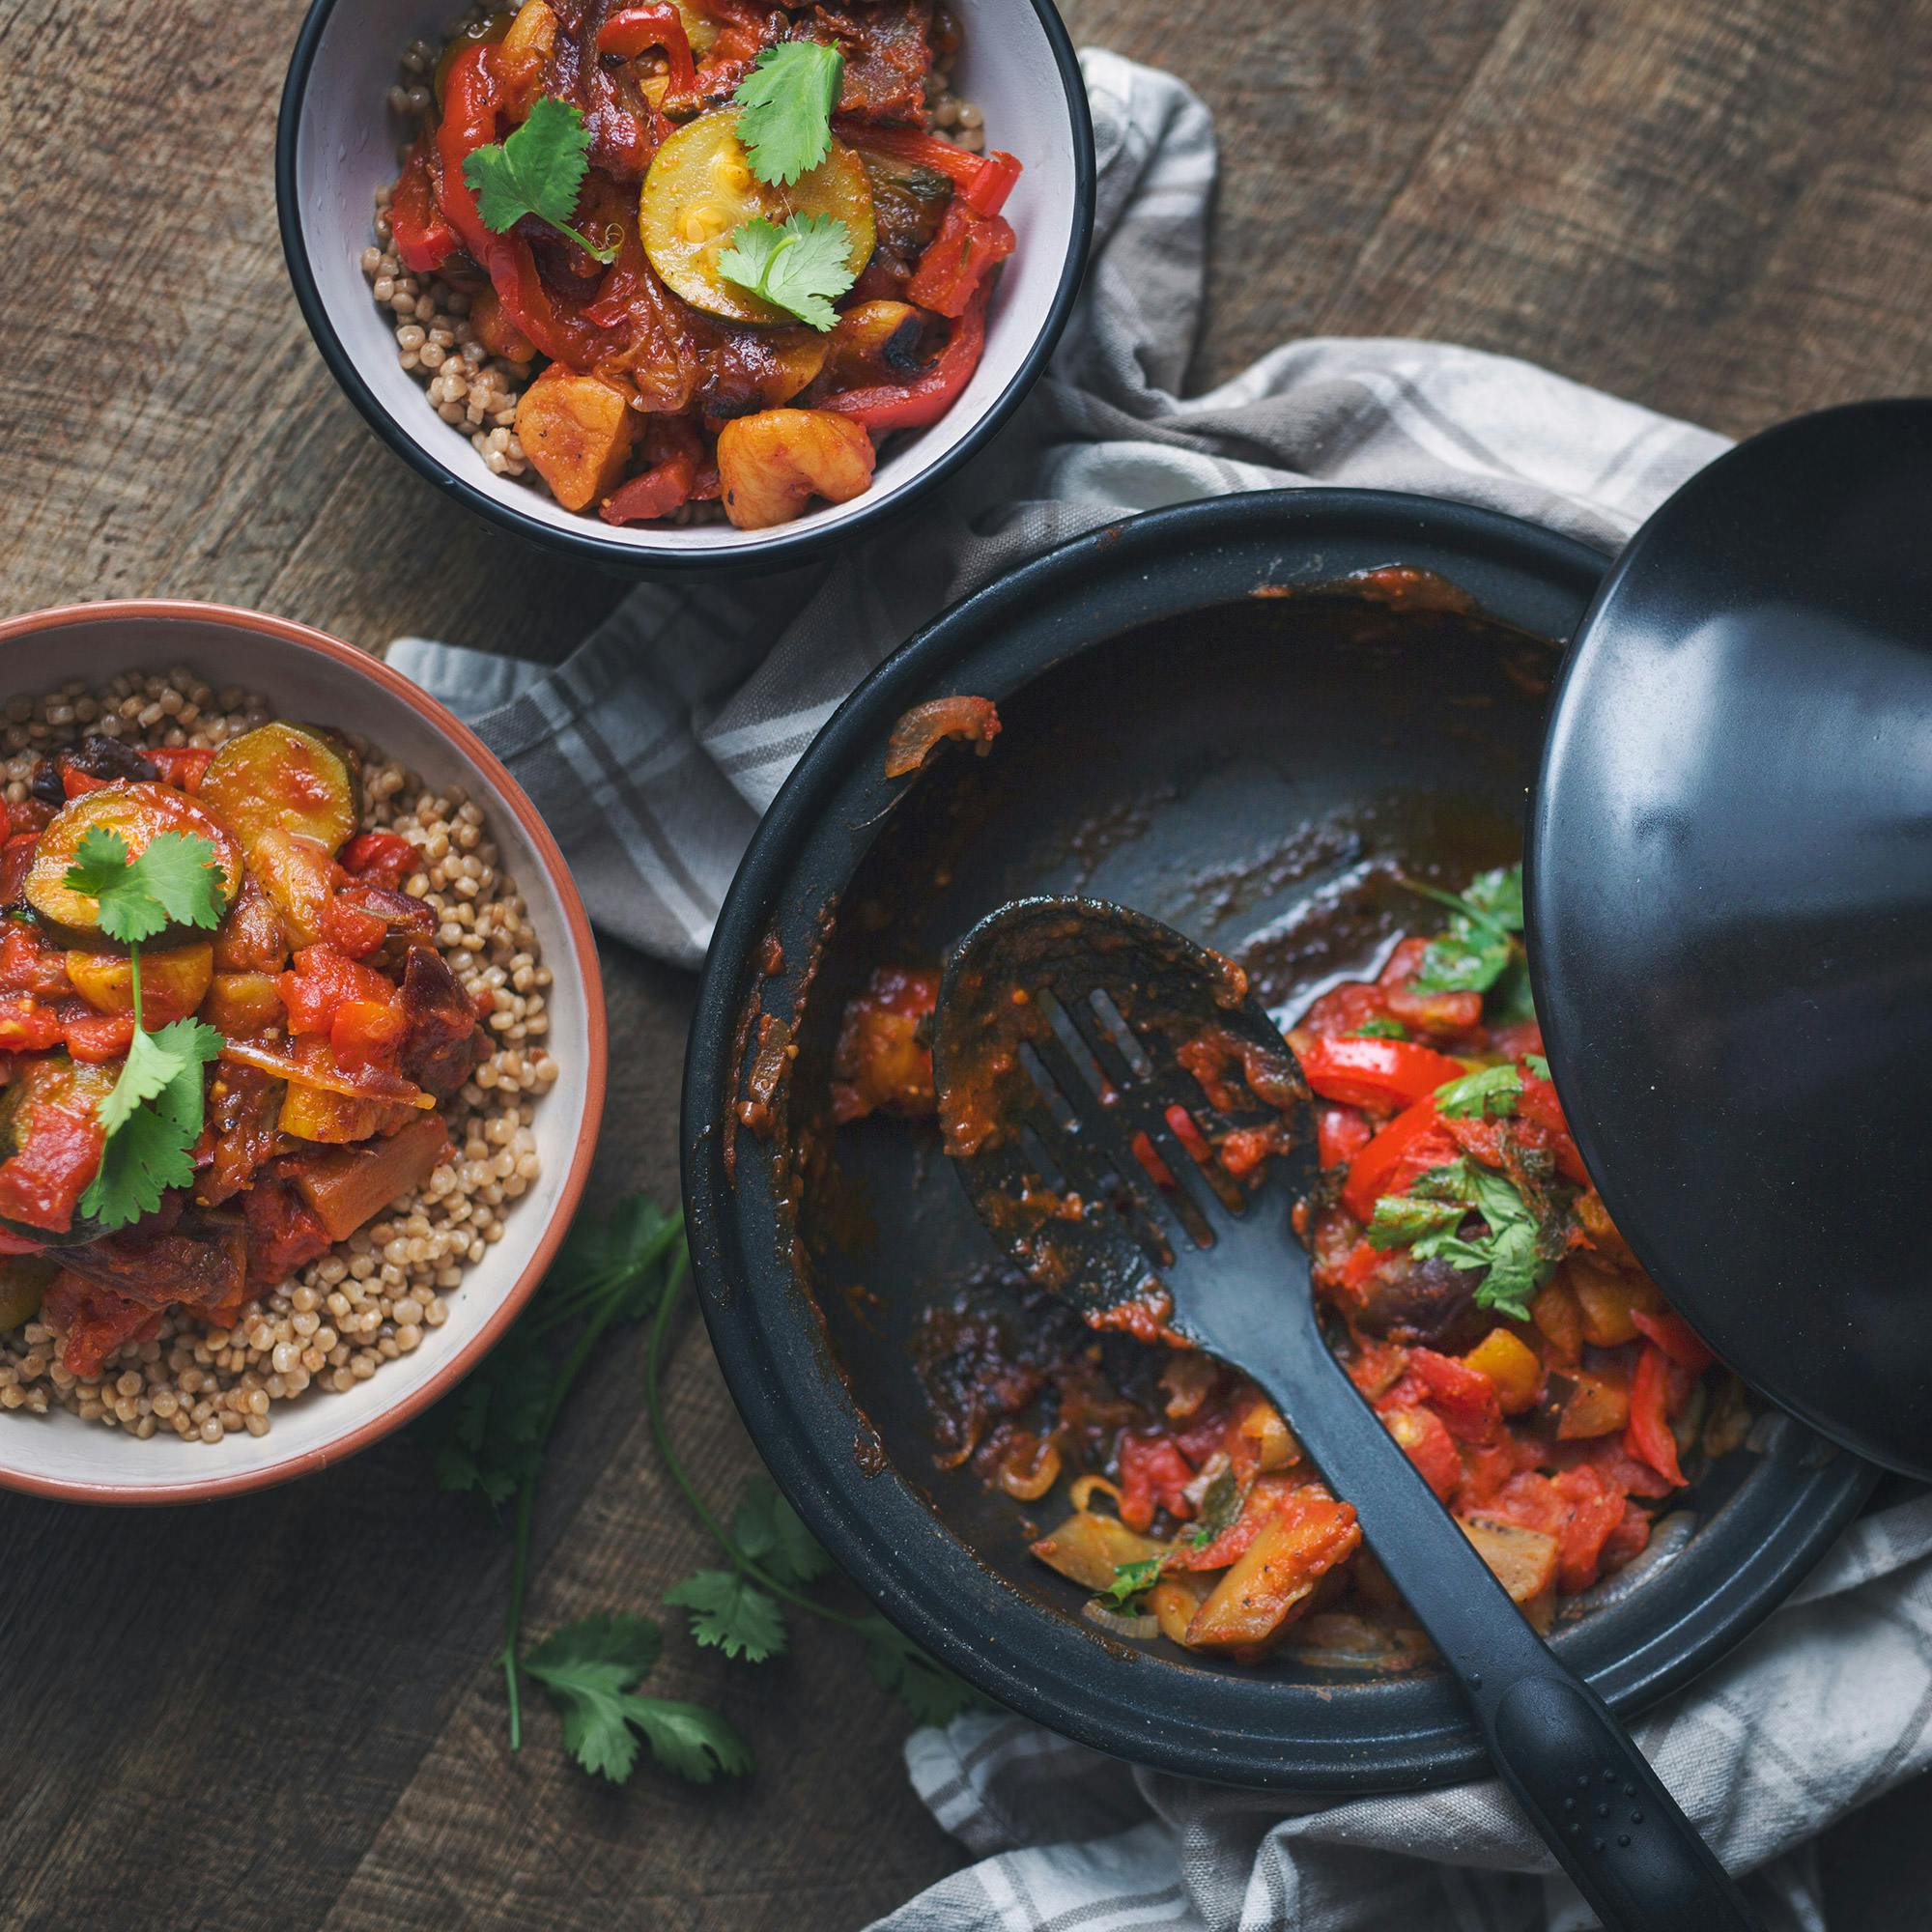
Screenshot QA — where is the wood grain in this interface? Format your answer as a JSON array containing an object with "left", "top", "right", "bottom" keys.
[{"left": 1, "top": 0, "right": 1928, "bottom": 1924}]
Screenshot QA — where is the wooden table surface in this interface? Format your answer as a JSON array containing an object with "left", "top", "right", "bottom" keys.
[{"left": 4, "top": 1, "right": 1929, "bottom": 1926}]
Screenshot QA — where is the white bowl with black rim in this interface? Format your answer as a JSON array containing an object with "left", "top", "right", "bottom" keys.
[{"left": 276, "top": 0, "right": 1095, "bottom": 570}]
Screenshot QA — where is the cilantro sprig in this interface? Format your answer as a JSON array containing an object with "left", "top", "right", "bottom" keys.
[
  {"left": 463, "top": 97, "right": 620, "bottom": 263},
  {"left": 62, "top": 827, "right": 227, "bottom": 1233},
  {"left": 1364, "top": 1157, "right": 1558, "bottom": 1321},
  {"left": 717, "top": 213, "right": 856, "bottom": 330},
  {"left": 1097, "top": 1558, "right": 1162, "bottom": 1613},
  {"left": 732, "top": 41, "right": 844, "bottom": 185},
  {"left": 1398, "top": 865, "right": 1530, "bottom": 1015},
  {"left": 420, "top": 1190, "right": 981, "bottom": 1789}
]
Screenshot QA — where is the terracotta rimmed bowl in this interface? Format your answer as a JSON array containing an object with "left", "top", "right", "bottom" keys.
[
  {"left": 0, "top": 602, "right": 606, "bottom": 1505},
  {"left": 277, "top": 0, "right": 1096, "bottom": 571}
]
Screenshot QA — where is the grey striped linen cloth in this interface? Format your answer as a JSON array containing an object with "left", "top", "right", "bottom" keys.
[{"left": 390, "top": 50, "right": 1932, "bottom": 1930}]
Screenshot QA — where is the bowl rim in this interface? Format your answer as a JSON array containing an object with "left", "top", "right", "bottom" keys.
[
  {"left": 681, "top": 488, "right": 1877, "bottom": 1788},
  {"left": 274, "top": 0, "right": 1098, "bottom": 573},
  {"left": 0, "top": 598, "right": 608, "bottom": 1507}
]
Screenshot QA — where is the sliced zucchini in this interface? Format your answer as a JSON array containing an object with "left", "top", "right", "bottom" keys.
[
  {"left": 640, "top": 109, "right": 874, "bottom": 324},
  {"left": 0, "top": 1055, "right": 120, "bottom": 1246},
  {"left": 23, "top": 782, "right": 242, "bottom": 944},
  {"left": 201, "top": 722, "right": 359, "bottom": 858}
]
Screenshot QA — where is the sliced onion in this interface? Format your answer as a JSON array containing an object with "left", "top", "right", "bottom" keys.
[
  {"left": 997, "top": 1439, "right": 1062, "bottom": 1501},
  {"left": 1082, "top": 1599, "right": 1158, "bottom": 1639},
  {"left": 1069, "top": 1473, "right": 1125, "bottom": 1514},
  {"left": 220, "top": 1038, "right": 435, "bottom": 1109}
]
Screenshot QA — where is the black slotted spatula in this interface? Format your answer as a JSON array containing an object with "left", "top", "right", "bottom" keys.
[{"left": 931, "top": 895, "right": 1758, "bottom": 1932}]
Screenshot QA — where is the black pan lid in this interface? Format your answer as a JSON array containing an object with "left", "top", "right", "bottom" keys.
[{"left": 1528, "top": 399, "right": 1932, "bottom": 1475}]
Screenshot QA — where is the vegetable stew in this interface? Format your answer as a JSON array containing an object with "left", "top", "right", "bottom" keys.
[
  {"left": 368, "top": 1, "right": 1021, "bottom": 530},
  {"left": 830, "top": 867, "right": 1748, "bottom": 1662}
]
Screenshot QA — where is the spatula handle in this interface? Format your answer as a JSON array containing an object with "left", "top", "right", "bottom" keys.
[{"left": 1240, "top": 1339, "right": 1761, "bottom": 1932}]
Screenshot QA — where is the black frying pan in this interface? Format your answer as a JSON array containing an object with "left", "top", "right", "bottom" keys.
[{"left": 682, "top": 491, "right": 1873, "bottom": 1790}]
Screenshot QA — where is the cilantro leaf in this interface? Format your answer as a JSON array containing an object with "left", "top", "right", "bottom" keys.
[
  {"left": 1434, "top": 1064, "right": 1522, "bottom": 1120},
  {"left": 463, "top": 97, "right": 618, "bottom": 263},
  {"left": 79, "top": 1103, "right": 196, "bottom": 1228},
  {"left": 1352, "top": 1016, "right": 1408, "bottom": 1040},
  {"left": 664, "top": 1569, "right": 789, "bottom": 1662},
  {"left": 1366, "top": 1192, "right": 1466, "bottom": 1249},
  {"left": 732, "top": 40, "right": 843, "bottom": 185},
  {"left": 732, "top": 1476, "right": 830, "bottom": 1588},
  {"left": 1099, "top": 1557, "right": 1163, "bottom": 1610},
  {"left": 862, "top": 1615, "right": 984, "bottom": 1725},
  {"left": 1182, "top": 1468, "right": 1243, "bottom": 1549},
  {"left": 1525, "top": 1053, "right": 1551, "bottom": 1082},
  {"left": 426, "top": 1348, "right": 550, "bottom": 1509},
  {"left": 524, "top": 1612, "right": 750, "bottom": 1785},
  {"left": 62, "top": 820, "right": 227, "bottom": 1231},
  {"left": 717, "top": 213, "right": 856, "bottom": 330},
  {"left": 1405, "top": 865, "right": 1525, "bottom": 997},
  {"left": 1365, "top": 1159, "right": 1555, "bottom": 1320},
  {"left": 65, "top": 827, "right": 226, "bottom": 945},
  {"left": 628, "top": 1697, "right": 754, "bottom": 1785}
]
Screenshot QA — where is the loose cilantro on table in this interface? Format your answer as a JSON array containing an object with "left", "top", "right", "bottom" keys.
[
  {"left": 525, "top": 1612, "right": 753, "bottom": 1786},
  {"left": 61, "top": 827, "right": 227, "bottom": 1232},
  {"left": 423, "top": 1188, "right": 982, "bottom": 1789},
  {"left": 717, "top": 213, "right": 857, "bottom": 330},
  {"left": 463, "top": 96, "right": 620, "bottom": 263},
  {"left": 732, "top": 40, "right": 844, "bottom": 185}
]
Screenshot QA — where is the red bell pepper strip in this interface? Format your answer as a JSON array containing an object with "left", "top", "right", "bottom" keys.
[
  {"left": 1293, "top": 1034, "right": 1467, "bottom": 1111},
  {"left": 390, "top": 132, "right": 458, "bottom": 275},
  {"left": 1631, "top": 1307, "right": 1716, "bottom": 1375},
  {"left": 963, "top": 149, "right": 1023, "bottom": 216},
  {"left": 837, "top": 122, "right": 1024, "bottom": 210},
  {"left": 1341, "top": 1094, "right": 1459, "bottom": 1223},
  {"left": 820, "top": 279, "right": 990, "bottom": 431},
  {"left": 597, "top": 6, "right": 698, "bottom": 105},
  {"left": 1398, "top": 1347, "right": 1503, "bottom": 1444},
  {"left": 907, "top": 201, "right": 1015, "bottom": 318},
  {"left": 1623, "top": 1343, "right": 1685, "bottom": 1486},
  {"left": 436, "top": 45, "right": 612, "bottom": 370}
]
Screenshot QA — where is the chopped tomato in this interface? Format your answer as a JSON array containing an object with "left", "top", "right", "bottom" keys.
[
  {"left": 0, "top": 999, "right": 67, "bottom": 1052},
  {"left": 0, "top": 835, "right": 39, "bottom": 904},
  {"left": 0, "top": 925, "right": 71, "bottom": 1000},
  {"left": 340, "top": 831, "right": 417, "bottom": 890},
  {"left": 1298, "top": 981, "right": 1391, "bottom": 1039},
  {"left": 1378, "top": 936, "right": 1484, "bottom": 1037},
  {"left": 1393, "top": 1347, "right": 1504, "bottom": 1444},
  {"left": 1518, "top": 1062, "right": 1589, "bottom": 1182},
  {"left": 1317, "top": 1104, "right": 1373, "bottom": 1170},
  {"left": 279, "top": 945, "right": 401, "bottom": 1038},
  {"left": 0, "top": 1084, "right": 104, "bottom": 1236},
  {"left": 322, "top": 893, "right": 390, "bottom": 959},
  {"left": 1293, "top": 1034, "right": 1466, "bottom": 1111},
  {"left": 330, "top": 997, "right": 410, "bottom": 1072},
  {"left": 1116, "top": 1433, "right": 1197, "bottom": 1532},
  {"left": 42, "top": 1273, "right": 161, "bottom": 1378},
  {"left": 1551, "top": 1464, "right": 1630, "bottom": 1592},
  {"left": 64, "top": 1012, "right": 135, "bottom": 1062},
  {"left": 1381, "top": 1402, "right": 1461, "bottom": 1498},
  {"left": 147, "top": 747, "right": 215, "bottom": 792}
]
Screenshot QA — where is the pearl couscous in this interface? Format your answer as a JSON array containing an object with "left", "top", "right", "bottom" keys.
[{"left": 0, "top": 668, "right": 557, "bottom": 1444}]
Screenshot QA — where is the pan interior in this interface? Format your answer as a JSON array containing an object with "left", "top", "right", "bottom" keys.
[{"left": 785, "top": 589, "right": 1769, "bottom": 1682}]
